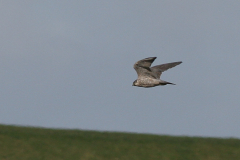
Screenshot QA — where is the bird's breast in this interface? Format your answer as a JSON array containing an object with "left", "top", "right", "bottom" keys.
[{"left": 136, "top": 78, "right": 160, "bottom": 87}]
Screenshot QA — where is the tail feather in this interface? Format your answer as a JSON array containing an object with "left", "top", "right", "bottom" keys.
[{"left": 160, "top": 80, "right": 176, "bottom": 85}]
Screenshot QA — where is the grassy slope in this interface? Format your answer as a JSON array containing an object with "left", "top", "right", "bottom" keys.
[{"left": 0, "top": 124, "right": 240, "bottom": 160}]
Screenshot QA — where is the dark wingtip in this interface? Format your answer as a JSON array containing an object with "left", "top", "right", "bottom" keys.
[
  {"left": 174, "top": 61, "right": 182, "bottom": 66},
  {"left": 145, "top": 57, "right": 157, "bottom": 60}
]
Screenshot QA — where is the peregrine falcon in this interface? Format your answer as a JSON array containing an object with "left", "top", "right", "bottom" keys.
[{"left": 133, "top": 57, "right": 182, "bottom": 88}]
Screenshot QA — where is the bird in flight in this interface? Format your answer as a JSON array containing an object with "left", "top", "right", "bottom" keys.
[{"left": 133, "top": 57, "right": 182, "bottom": 88}]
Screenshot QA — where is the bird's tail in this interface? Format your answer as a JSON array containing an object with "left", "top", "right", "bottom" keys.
[{"left": 160, "top": 80, "right": 176, "bottom": 85}]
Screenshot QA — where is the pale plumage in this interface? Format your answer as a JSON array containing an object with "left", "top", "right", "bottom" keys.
[{"left": 133, "top": 57, "right": 182, "bottom": 88}]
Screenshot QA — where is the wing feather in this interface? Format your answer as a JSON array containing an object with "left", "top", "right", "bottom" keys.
[
  {"left": 151, "top": 61, "right": 182, "bottom": 79},
  {"left": 133, "top": 57, "right": 157, "bottom": 78}
]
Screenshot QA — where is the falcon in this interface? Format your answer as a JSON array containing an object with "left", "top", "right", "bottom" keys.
[{"left": 133, "top": 57, "right": 182, "bottom": 88}]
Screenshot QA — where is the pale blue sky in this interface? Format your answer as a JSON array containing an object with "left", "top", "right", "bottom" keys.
[{"left": 0, "top": 1, "right": 240, "bottom": 138}]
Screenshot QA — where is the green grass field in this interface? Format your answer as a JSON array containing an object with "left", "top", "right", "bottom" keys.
[{"left": 0, "top": 124, "right": 240, "bottom": 160}]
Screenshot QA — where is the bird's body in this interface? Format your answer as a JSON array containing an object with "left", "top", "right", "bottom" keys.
[
  {"left": 133, "top": 78, "right": 161, "bottom": 88},
  {"left": 133, "top": 57, "right": 182, "bottom": 88}
]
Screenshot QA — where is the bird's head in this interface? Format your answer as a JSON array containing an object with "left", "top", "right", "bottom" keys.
[{"left": 132, "top": 80, "right": 137, "bottom": 86}]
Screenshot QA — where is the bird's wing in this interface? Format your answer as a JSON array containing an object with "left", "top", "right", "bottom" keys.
[
  {"left": 150, "top": 61, "right": 182, "bottom": 79},
  {"left": 133, "top": 57, "right": 157, "bottom": 78}
]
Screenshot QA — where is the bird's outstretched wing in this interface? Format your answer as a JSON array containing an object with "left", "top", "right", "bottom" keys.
[
  {"left": 151, "top": 61, "right": 182, "bottom": 79},
  {"left": 133, "top": 57, "right": 156, "bottom": 78}
]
